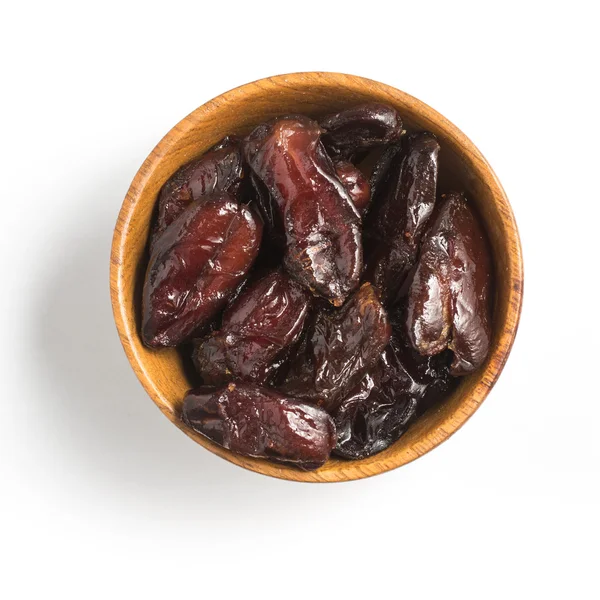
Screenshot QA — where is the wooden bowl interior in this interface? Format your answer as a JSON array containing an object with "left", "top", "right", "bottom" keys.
[{"left": 111, "top": 73, "right": 522, "bottom": 482}]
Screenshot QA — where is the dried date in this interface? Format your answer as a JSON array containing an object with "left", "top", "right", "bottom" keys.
[
  {"left": 333, "top": 345, "right": 421, "bottom": 460},
  {"left": 151, "top": 136, "right": 244, "bottom": 250},
  {"left": 320, "top": 103, "right": 403, "bottom": 157},
  {"left": 193, "top": 270, "right": 311, "bottom": 384},
  {"left": 333, "top": 326, "right": 453, "bottom": 460},
  {"left": 243, "top": 115, "right": 362, "bottom": 306},
  {"left": 369, "top": 142, "right": 403, "bottom": 198},
  {"left": 182, "top": 383, "right": 336, "bottom": 470},
  {"left": 281, "top": 282, "right": 391, "bottom": 412},
  {"left": 406, "top": 191, "right": 492, "bottom": 375},
  {"left": 142, "top": 194, "right": 262, "bottom": 348},
  {"left": 365, "top": 132, "right": 440, "bottom": 305},
  {"left": 136, "top": 103, "right": 497, "bottom": 470}
]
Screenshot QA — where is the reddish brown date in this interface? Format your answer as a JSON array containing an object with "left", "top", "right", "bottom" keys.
[
  {"left": 281, "top": 282, "right": 391, "bottom": 413},
  {"left": 135, "top": 103, "right": 496, "bottom": 470},
  {"left": 243, "top": 115, "right": 362, "bottom": 306},
  {"left": 333, "top": 159, "right": 371, "bottom": 214},
  {"left": 365, "top": 132, "right": 440, "bottom": 305},
  {"left": 142, "top": 194, "right": 262, "bottom": 348},
  {"left": 320, "top": 103, "right": 403, "bottom": 157},
  {"left": 406, "top": 191, "right": 492, "bottom": 375},
  {"left": 150, "top": 136, "right": 244, "bottom": 250},
  {"left": 182, "top": 383, "right": 336, "bottom": 470},
  {"left": 193, "top": 270, "right": 311, "bottom": 384}
]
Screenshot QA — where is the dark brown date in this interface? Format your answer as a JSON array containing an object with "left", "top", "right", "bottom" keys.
[
  {"left": 368, "top": 132, "right": 440, "bottom": 242},
  {"left": 320, "top": 103, "right": 403, "bottom": 157},
  {"left": 142, "top": 194, "right": 262, "bottom": 348},
  {"left": 333, "top": 321, "right": 453, "bottom": 460},
  {"left": 365, "top": 132, "right": 440, "bottom": 305},
  {"left": 247, "top": 172, "right": 285, "bottom": 248},
  {"left": 369, "top": 142, "right": 403, "bottom": 197},
  {"left": 193, "top": 270, "right": 311, "bottom": 384},
  {"left": 281, "top": 282, "right": 391, "bottom": 413},
  {"left": 406, "top": 191, "right": 492, "bottom": 375},
  {"left": 151, "top": 136, "right": 244, "bottom": 250},
  {"left": 243, "top": 115, "right": 362, "bottom": 306},
  {"left": 333, "top": 159, "right": 371, "bottom": 214},
  {"left": 182, "top": 383, "right": 336, "bottom": 470},
  {"left": 333, "top": 345, "right": 421, "bottom": 460}
]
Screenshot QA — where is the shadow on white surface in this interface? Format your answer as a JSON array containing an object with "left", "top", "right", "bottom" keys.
[{"left": 31, "top": 172, "right": 362, "bottom": 525}]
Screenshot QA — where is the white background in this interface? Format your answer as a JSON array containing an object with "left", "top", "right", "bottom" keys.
[{"left": 2, "top": 1, "right": 599, "bottom": 598}]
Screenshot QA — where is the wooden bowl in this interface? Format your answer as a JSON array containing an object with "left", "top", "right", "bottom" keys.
[{"left": 110, "top": 72, "right": 523, "bottom": 482}]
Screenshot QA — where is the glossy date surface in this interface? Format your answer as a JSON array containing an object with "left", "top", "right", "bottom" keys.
[
  {"left": 333, "top": 344, "right": 421, "bottom": 459},
  {"left": 151, "top": 136, "right": 243, "bottom": 250},
  {"left": 333, "top": 322, "right": 453, "bottom": 459},
  {"left": 243, "top": 115, "right": 362, "bottom": 306},
  {"left": 369, "top": 142, "right": 403, "bottom": 198},
  {"left": 193, "top": 270, "right": 311, "bottom": 384},
  {"left": 138, "top": 103, "right": 496, "bottom": 470},
  {"left": 320, "top": 103, "right": 403, "bottom": 157},
  {"left": 182, "top": 383, "right": 336, "bottom": 470},
  {"left": 333, "top": 159, "right": 371, "bottom": 214},
  {"left": 365, "top": 132, "right": 440, "bottom": 305},
  {"left": 406, "top": 191, "right": 492, "bottom": 375},
  {"left": 281, "top": 282, "right": 391, "bottom": 412},
  {"left": 142, "top": 194, "right": 262, "bottom": 348}
]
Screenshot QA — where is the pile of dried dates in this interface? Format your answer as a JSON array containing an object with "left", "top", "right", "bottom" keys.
[{"left": 141, "top": 103, "right": 493, "bottom": 471}]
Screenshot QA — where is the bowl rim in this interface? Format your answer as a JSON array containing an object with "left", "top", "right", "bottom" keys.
[{"left": 110, "top": 71, "right": 524, "bottom": 483}]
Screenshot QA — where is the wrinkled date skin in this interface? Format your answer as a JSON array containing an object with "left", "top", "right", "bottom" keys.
[
  {"left": 135, "top": 103, "right": 496, "bottom": 470},
  {"left": 333, "top": 160, "right": 371, "bottom": 215},
  {"left": 406, "top": 191, "right": 492, "bottom": 375},
  {"left": 193, "top": 270, "right": 311, "bottom": 384},
  {"left": 243, "top": 115, "right": 362, "bottom": 306},
  {"left": 182, "top": 383, "right": 337, "bottom": 470},
  {"left": 365, "top": 132, "right": 440, "bottom": 305},
  {"left": 333, "top": 326, "right": 453, "bottom": 460},
  {"left": 150, "top": 136, "right": 244, "bottom": 250},
  {"left": 142, "top": 194, "right": 262, "bottom": 348},
  {"left": 333, "top": 343, "right": 421, "bottom": 460},
  {"left": 281, "top": 282, "right": 391, "bottom": 412},
  {"left": 320, "top": 103, "right": 403, "bottom": 157}
]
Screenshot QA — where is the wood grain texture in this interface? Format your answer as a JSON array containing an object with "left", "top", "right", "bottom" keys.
[{"left": 110, "top": 72, "right": 523, "bottom": 483}]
